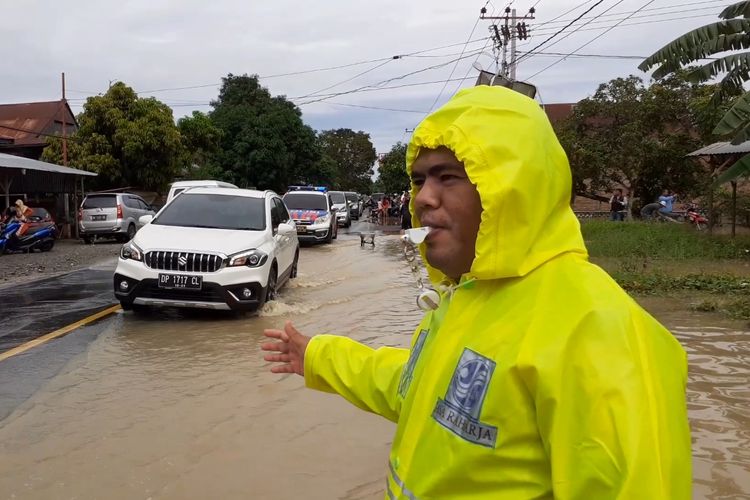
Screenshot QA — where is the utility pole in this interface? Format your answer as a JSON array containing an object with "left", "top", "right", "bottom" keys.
[
  {"left": 481, "top": 6, "right": 535, "bottom": 80},
  {"left": 61, "top": 72, "right": 67, "bottom": 167}
]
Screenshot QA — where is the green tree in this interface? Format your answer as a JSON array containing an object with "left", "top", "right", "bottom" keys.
[
  {"left": 209, "top": 74, "right": 319, "bottom": 192},
  {"left": 317, "top": 128, "right": 376, "bottom": 192},
  {"left": 177, "top": 110, "right": 223, "bottom": 179},
  {"left": 555, "top": 74, "right": 721, "bottom": 210},
  {"left": 377, "top": 142, "right": 409, "bottom": 195},
  {"left": 43, "top": 82, "right": 183, "bottom": 191},
  {"left": 640, "top": 0, "right": 750, "bottom": 185}
]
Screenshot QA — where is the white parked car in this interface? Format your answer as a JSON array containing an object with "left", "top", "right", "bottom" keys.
[
  {"left": 114, "top": 187, "right": 299, "bottom": 313},
  {"left": 166, "top": 180, "right": 238, "bottom": 204}
]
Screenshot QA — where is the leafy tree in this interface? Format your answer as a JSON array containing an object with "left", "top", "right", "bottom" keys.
[
  {"left": 640, "top": 0, "right": 750, "bottom": 185},
  {"left": 177, "top": 111, "right": 223, "bottom": 179},
  {"left": 555, "top": 74, "right": 724, "bottom": 210},
  {"left": 209, "top": 74, "right": 319, "bottom": 192},
  {"left": 43, "top": 82, "right": 183, "bottom": 191},
  {"left": 317, "top": 128, "right": 376, "bottom": 192},
  {"left": 377, "top": 142, "right": 409, "bottom": 195}
]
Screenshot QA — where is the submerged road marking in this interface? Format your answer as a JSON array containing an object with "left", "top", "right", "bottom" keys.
[{"left": 0, "top": 304, "right": 121, "bottom": 362}]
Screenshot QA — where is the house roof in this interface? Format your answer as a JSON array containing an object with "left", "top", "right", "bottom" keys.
[
  {"left": 0, "top": 100, "right": 77, "bottom": 147},
  {"left": 543, "top": 103, "right": 576, "bottom": 124},
  {"left": 0, "top": 152, "right": 96, "bottom": 176},
  {"left": 686, "top": 141, "right": 750, "bottom": 157}
]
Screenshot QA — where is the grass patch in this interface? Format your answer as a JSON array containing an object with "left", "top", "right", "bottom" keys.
[
  {"left": 611, "top": 272, "right": 750, "bottom": 295},
  {"left": 578, "top": 221, "right": 750, "bottom": 321},
  {"left": 581, "top": 221, "right": 750, "bottom": 260}
]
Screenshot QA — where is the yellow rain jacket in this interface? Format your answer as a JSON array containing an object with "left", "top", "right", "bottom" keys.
[{"left": 304, "top": 86, "right": 691, "bottom": 499}]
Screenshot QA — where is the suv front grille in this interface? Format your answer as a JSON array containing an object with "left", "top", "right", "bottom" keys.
[
  {"left": 293, "top": 219, "right": 312, "bottom": 226},
  {"left": 144, "top": 251, "right": 224, "bottom": 273}
]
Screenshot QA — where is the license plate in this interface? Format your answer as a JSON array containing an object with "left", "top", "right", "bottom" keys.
[
  {"left": 296, "top": 226, "right": 307, "bottom": 233},
  {"left": 158, "top": 274, "right": 202, "bottom": 289},
  {"left": 91, "top": 215, "right": 106, "bottom": 221}
]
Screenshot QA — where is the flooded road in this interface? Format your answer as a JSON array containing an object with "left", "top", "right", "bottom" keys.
[{"left": 0, "top": 231, "right": 748, "bottom": 499}]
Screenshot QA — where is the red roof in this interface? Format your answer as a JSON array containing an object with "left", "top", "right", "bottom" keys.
[
  {"left": 543, "top": 103, "right": 576, "bottom": 124},
  {"left": 0, "top": 100, "right": 77, "bottom": 146}
]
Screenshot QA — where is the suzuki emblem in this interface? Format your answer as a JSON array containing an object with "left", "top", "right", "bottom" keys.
[{"left": 178, "top": 256, "right": 188, "bottom": 267}]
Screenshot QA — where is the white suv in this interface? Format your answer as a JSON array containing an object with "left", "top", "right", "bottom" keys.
[{"left": 114, "top": 188, "right": 299, "bottom": 313}]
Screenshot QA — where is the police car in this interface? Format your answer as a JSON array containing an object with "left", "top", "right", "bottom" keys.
[{"left": 282, "top": 186, "right": 338, "bottom": 244}]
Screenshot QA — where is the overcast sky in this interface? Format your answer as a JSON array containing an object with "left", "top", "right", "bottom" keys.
[{"left": 3, "top": 0, "right": 727, "bottom": 154}]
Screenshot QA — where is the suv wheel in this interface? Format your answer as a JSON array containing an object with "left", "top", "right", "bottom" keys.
[
  {"left": 264, "top": 266, "right": 278, "bottom": 302},
  {"left": 83, "top": 236, "right": 93, "bottom": 245},
  {"left": 290, "top": 249, "right": 299, "bottom": 279},
  {"left": 333, "top": 223, "right": 338, "bottom": 239},
  {"left": 127, "top": 224, "right": 136, "bottom": 241},
  {"left": 325, "top": 225, "right": 333, "bottom": 244}
]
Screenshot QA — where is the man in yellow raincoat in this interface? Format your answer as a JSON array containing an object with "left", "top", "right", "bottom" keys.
[{"left": 262, "top": 85, "right": 691, "bottom": 499}]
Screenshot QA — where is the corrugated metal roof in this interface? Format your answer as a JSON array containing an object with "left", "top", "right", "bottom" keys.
[
  {"left": 0, "top": 152, "right": 96, "bottom": 176},
  {"left": 686, "top": 141, "right": 750, "bottom": 156},
  {"left": 0, "top": 100, "right": 77, "bottom": 146}
]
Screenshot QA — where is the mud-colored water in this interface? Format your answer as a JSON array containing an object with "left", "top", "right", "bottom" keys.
[{"left": 0, "top": 235, "right": 747, "bottom": 499}]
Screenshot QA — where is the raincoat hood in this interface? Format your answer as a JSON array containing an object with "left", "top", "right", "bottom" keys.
[{"left": 406, "top": 85, "right": 587, "bottom": 284}]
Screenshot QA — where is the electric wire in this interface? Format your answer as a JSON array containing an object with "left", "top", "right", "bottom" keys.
[
  {"left": 515, "top": 0, "right": 608, "bottom": 65},
  {"left": 426, "top": 15, "right": 482, "bottom": 113},
  {"left": 526, "top": 0, "right": 659, "bottom": 79}
]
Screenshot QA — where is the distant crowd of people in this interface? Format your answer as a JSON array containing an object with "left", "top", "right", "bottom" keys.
[{"left": 367, "top": 192, "right": 412, "bottom": 229}]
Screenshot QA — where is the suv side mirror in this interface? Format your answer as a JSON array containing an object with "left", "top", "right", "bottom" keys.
[
  {"left": 138, "top": 215, "right": 154, "bottom": 226},
  {"left": 277, "top": 222, "right": 295, "bottom": 235}
]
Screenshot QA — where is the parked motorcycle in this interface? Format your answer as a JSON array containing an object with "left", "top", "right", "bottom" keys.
[
  {"left": 685, "top": 204, "right": 708, "bottom": 230},
  {"left": 0, "top": 219, "right": 57, "bottom": 254}
]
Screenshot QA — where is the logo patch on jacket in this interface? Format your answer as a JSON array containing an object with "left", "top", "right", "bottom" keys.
[
  {"left": 432, "top": 348, "right": 497, "bottom": 447},
  {"left": 398, "top": 329, "right": 428, "bottom": 398}
]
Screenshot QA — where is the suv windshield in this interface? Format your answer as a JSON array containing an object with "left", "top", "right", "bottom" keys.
[
  {"left": 345, "top": 193, "right": 358, "bottom": 204},
  {"left": 83, "top": 195, "right": 117, "bottom": 209},
  {"left": 329, "top": 192, "right": 346, "bottom": 204},
  {"left": 153, "top": 194, "right": 265, "bottom": 230},
  {"left": 283, "top": 193, "right": 328, "bottom": 211}
]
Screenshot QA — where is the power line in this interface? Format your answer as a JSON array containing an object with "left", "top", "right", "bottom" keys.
[
  {"left": 295, "top": 48, "right": 486, "bottom": 105},
  {"left": 515, "top": 0, "right": 606, "bottom": 65},
  {"left": 529, "top": 12, "right": 719, "bottom": 37},
  {"left": 535, "top": 0, "right": 724, "bottom": 28},
  {"left": 294, "top": 59, "right": 394, "bottom": 101},
  {"left": 531, "top": 5, "right": 722, "bottom": 34},
  {"left": 527, "top": 0, "right": 658, "bottom": 80},
  {"left": 325, "top": 102, "right": 430, "bottom": 114},
  {"left": 519, "top": 0, "right": 631, "bottom": 64},
  {"left": 427, "top": 14, "right": 482, "bottom": 113},
  {"left": 448, "top": 1, "right": 504, "bottom": 101},
  {"left": 129, "top": 38, "right": 491, "bottom": 96}
]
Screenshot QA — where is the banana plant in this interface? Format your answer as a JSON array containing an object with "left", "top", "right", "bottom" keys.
[{"left": 640, "top": 1, "right": 750, "bottom": 186}]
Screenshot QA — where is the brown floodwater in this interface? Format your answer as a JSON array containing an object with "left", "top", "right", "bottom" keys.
[{"left": 0, "top": 234, "right": 747, "bottom": 499}]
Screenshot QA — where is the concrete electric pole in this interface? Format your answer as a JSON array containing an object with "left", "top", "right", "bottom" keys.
[{"left": 480, "top": 6, "right": 535, "bottom": 81}]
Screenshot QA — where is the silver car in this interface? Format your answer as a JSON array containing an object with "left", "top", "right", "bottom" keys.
[{"left": 79, "top": 193, "right": 155, "bottom": 243}]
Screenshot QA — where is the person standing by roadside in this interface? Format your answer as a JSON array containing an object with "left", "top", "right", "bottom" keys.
[
  {"left": 400, "top": 191, "right": 412, "bottom": 230},
  {"left": 609, "top": 188, "right": 628, "bottom": 221},
  {"left": 380, "top": 195, "right": 391, "bottom": 225},
  {"left": 262, "top": 86, "right": 691, "bottom": 499}
]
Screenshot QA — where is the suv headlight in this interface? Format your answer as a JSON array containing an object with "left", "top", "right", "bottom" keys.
[
  {"left": 313, "top": 215, "right": 330, "bottom": 225},
  {"left": 120, "top": 242, "right": 143, "bottom": 261},
  {"left": 228, "top": 249, "right": 268, "bottom": 267}
]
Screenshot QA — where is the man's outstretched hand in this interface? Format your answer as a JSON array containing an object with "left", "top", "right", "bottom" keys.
[{"left": 261, "top": 321, "right": 311, "bottom": 376}]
